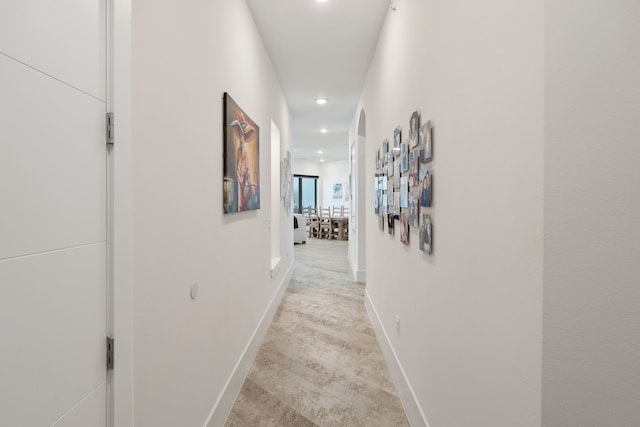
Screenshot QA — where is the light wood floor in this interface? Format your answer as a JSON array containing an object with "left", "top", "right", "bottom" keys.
[{"left": 225, "top": 238, "right": 409, "bottom": 427}]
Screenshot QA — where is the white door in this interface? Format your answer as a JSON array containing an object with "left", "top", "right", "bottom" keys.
[{"left": 0, "top": 1, "right": 108, "bottom": 426}]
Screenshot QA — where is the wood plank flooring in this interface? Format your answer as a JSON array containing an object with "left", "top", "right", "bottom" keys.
[{"left": 225, "top": 238, "right": 409, "bottom": 427}]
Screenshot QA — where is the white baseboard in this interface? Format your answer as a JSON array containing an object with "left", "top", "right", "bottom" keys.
[
  {"left": 204, "top": 261, "right": 294, "bottom": 427},
  {"left": 349, "top": 257, "right": 366, "bottom": 283},
  {"left": 364, "top": 290, "right": 430, "bottom": 427},
  {"left": 270, "top": 256, "right": 282, "bottom": 278}
]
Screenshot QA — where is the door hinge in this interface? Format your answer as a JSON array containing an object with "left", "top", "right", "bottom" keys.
[
  {"left": 107, "top": 336, "right": 115, "bottom": 370},
  {"left": 107, "top": 112, "right": 115, "bottom": 145}
]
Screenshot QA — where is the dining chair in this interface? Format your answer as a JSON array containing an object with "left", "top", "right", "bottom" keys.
[
  {"left": 308, "top": 207, "right": 320, "bottom": 238},
  {"left": 318, "top": 206, "right": 332, "bottom": 238}
]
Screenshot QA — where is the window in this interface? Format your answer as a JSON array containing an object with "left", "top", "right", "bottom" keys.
[{"left": 293, "top": 175, "right": 318, "bottom": 214}]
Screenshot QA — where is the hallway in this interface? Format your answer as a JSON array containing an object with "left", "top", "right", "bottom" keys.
[{"left": 225, "top": 239, "right": 409, "bottom": 426}]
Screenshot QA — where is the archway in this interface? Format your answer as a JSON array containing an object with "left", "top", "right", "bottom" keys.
[{"left": 349, "top": 109, "right": 367, "bottom": 282}]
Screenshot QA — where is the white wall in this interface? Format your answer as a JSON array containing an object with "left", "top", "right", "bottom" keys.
[
  {"left": 543, "top": 1, "right": 640, "bottom": 425},
  {"left": 292, "top": 159, "right": 322, "bottom": 179},
  {"left": 132, "top": 1, "right": 294, "bottom": 425},
  {"left": 352, "top": 0, "right": 543, "bottom": 425},
  {"left": 320, "top": 160, "right": 350, "bottom": 210}
]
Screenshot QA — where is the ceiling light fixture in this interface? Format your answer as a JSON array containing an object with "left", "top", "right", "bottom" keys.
[
  {"left": 320, "top": 128, "right": 328, "bottom": 133},
  {"left": 320, "top": 159, "right": 325, "bottom": 163},
  {"left": 316, "top": 98, "right": 327, "bottom": 105},
  {"left": 315, "top": 0, "right": 329, "bottom": 3},
  {"left": 317, "top": 150, "right": 323, "bottom": 154}
]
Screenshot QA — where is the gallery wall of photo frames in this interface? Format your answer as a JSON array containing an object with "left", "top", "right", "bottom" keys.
[{"left": 374, "top": 110, "right": 433, "bottom": 254}]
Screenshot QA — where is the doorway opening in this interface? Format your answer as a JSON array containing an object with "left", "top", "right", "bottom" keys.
[
  {"left": 293, "top": 175, "right": 319, "bottom": 214},
  {"left": 349, "top": 109, "right": 367, "bottom": 282}
]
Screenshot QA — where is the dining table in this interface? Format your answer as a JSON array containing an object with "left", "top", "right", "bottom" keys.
[{"left": 331, "top": 216, "right": 349, "bottom": 240}]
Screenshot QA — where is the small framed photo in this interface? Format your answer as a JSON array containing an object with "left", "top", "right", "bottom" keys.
[
  {"left": 400, "top": 214, "right": 410, "bottom": 245},
  {"left": 409, "top": 192, "right": 419, "bottom": 228},
  {"left": 387, "top": 213, "right": 395, "bottom": 235},
  {"left": 419, "top": 167, "right": 432, "bottom": 207},
  {"left": 419, "top": 214, "right": 432, "bottom": 254},
  {"left": 419, "top": 120, "right": 432, "bottom": 163},
  {"left": 401, "top": 143, "right": 409, "bottom": 172},
  {"left": 393, "top": 127, "right": 402, "bottom": 157},
  {"left": 400, "top": 176, "right": 409, "bottom": 208},
  {"left": 408, "top": 151, "right": 419, "bottom": 186},
  {"left": 409, "top": 111, "right": 420, "bottom": 148},
  {"left": 393, "top": 192, "right": 400, "bottom": 216},
  {"left": 394, "top": 160, "right": 400, "bottom": 188},
  {"left": 374, "top": 176, "right": 380, "bottom": 214}
]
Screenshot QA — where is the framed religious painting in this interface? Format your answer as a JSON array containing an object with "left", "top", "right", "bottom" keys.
[{"left": 224, "top": 93, "right": 260, "bottom": 213}]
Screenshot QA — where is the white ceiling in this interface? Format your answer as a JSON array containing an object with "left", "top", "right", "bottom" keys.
[{"left": 246, "top": 0, "right": 391, "bottom": 163}]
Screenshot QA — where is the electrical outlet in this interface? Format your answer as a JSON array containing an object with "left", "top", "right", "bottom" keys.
[
  {"left": 395, "top": 314, "right": 400, "bottom": 335},
  {"left": 190, "top": 282, "right": 198, "bottom": 300}
]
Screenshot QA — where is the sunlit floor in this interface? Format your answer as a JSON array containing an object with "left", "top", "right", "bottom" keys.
[{"left": 225, "top": 238, "right": 409, "bottom": 427}]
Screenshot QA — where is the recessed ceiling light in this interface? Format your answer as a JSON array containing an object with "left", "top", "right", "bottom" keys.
[
  {"left": 320, "top": 159, "right": 325, "bottom": 163},
  {"left": 315, "top": 0, "right": 329, "bottom": 3},
  {"left": 316, "top": 98, "right": 327, "bottom": 105},
  {"left": 317, "top": 150, "right": 323, "bottom": 154},
  {"left": 320, "top": 128, "right": 328, "bottom": 133}
]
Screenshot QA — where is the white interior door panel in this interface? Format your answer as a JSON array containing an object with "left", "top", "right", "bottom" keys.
[
  {"left": 0, "top": 55, "right": 106, "bottom": 261},
  {"left": 0, "top": 0, "right": 106, "bottom": 100},
  {"left": 0, "top": 1, "right": 108, "bottom": 425},
  {"left": 0, "top": 244, "right": 107, "bottom": 426},
  {"left": 50, "top": 384, "right": 107, "bottom": 427}
]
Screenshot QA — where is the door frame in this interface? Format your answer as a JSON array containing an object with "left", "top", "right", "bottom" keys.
[{"left": 106, "top": 1, "right": 134, "bottom": 426}]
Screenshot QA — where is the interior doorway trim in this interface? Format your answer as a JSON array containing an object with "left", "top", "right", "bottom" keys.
[
  {"left": 350, "top": 109, "right": 367, "bottom": 283},
  {"left": 107, "top": 1, "right": 134, "bottom": 426}
]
